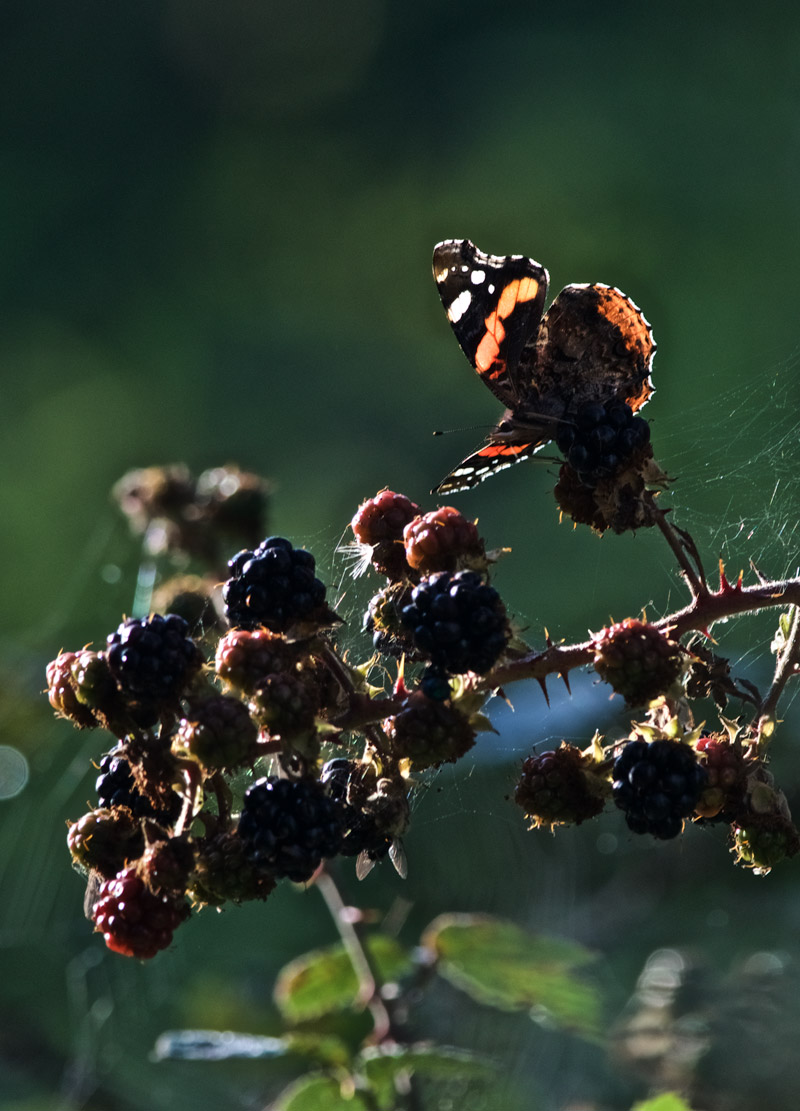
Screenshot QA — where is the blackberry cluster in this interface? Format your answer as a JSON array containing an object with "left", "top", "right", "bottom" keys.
[
  {"left": 95, "top": 750, "right": 182, "bottom": 822},
  {"left": 223, "top": 537, "right": 328, "bottom": 633},
  {"left": 612, "top": 739, "right": 708, "bottom": 840},
  {"left": 400, "top": 570, "right": 509, "bottom": 675},
  {"left": 556, "top": 399, "right": 650, "bottom": 486},
  {"left": 106, "top": 613, "right": 203, "bottom": 704},
  {"left": 238, "top": 776, "right": 343, "bottom": 883}
]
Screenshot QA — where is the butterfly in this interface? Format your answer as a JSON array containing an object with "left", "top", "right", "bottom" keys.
[{"left": 431, "top": 238, "right": 656, "bottom": 494}]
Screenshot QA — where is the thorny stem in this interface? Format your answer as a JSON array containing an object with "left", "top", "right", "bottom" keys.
[
  {"left": 484, "top": 575, "right": 800, "bottom": 693},
  {"left": 314, "top": 637, "right": 393, "bottom": 755},
  {"left": 649, "top": 496, "right": 707, "bottom": 596},
  {"left": 758, "top": 604, "right": 800, "bottom": 738}
]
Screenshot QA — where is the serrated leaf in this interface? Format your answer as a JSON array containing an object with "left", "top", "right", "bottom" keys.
[
  {"left": 152, "top": 1029, "right": 291, "bottom": 1061},
  {"left": 358, "top": 1044, "right": 494, "bottom": 1111},
  {"left": 422, "top": 914, "right": 602, "bottom": 1036},
  {"left": 275, "top": 933, "right": 412, "bottom": 1023},
  {"left": 632, "top": 1094, "right": 695, "bottom": 1111},
  {"left": 270, "top": 1073, "right": 371, "bottom": 1111}
]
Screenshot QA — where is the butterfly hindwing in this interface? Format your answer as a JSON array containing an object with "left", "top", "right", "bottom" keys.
[
  {"left": 433, "top": 239, "right": 549, "bottom": 407},
  {"left": 433, "top": 439, "right": 541, "bottom": 495}
]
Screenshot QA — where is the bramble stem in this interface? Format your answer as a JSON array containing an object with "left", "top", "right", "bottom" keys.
[
  {"left": 649, "top": 497, "right": 707, "bottom": 596},
  {"left": 758, "top": 605, "right": 800, "bottom": 738},
  {"left": 314, "top": 868, "right": 393, "bottom": 1043},
  {"left": 484, "top": 576, "right": 800, "bottom": 692}
]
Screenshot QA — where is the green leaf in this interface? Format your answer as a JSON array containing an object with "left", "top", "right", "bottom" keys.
[
  {"left": 275, "top": 933, "right": 413, "bottom": 1023},
  {"left": 270, "top": 1073, "right": 371, "bottom": 1111},
  {"left": 632, "top": 1095, "right": 695, "bottom": 1111},
  {"left": 422, "top": 914, "right": 602, "bottom": 1036},
  {"left": 358, "top": 1044, "right": 494, "bottom": 1111}
]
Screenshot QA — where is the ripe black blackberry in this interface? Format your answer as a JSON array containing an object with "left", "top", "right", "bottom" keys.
[
  {"left": 612, "top": 739, "right": 708, "bottom": 840},
  {"left": 400, "top": 570, "right": 510, "bottom": 676},
  {"left": 91, "top": 865, "right": 189, "bottom": 959},
  {"left": 593, "top": 618, "right": 685, "bottom": 705},
  {"left": 222, "top": 537, "right": 329, "bottom": 633},
  {"left": 238, "top": 776, "right": 343, "bottom": 883},
  {"left": 555, "top": 399, "right": 650, "bottom": 487},
  {"left": 95, "top": 750, "right": 182, "bottom": 823},
  {"left": 106, "top": 613, "right": 203, "bottom": 704}
]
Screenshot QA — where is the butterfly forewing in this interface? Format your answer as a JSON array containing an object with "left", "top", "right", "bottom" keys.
[{"left": 432, "top": 239, "right": 549, "bottom": 407}]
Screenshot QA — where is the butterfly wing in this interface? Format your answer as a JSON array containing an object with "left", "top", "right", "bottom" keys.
[
  {"left": 433, "top": 239, "right": 549, "bottom": 407},
  {"left": 432, "top": 438, "right": 543, "bottom": 495},
  {"left": 531, "top": 283, "right": 656, "bottom": 413}
]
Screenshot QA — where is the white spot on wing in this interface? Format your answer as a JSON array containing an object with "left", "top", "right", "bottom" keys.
[
  {"left": 447, "top": 289, "right": 472, "bottom": 323},
  {"left": 470, "top": 269, "right": 486, "bottom": 285}
]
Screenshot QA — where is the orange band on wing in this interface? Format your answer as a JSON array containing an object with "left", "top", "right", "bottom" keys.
[
  {"left": 474, "top": 277, "right": 540, "bottom": 374},
  {"left": 477, "top": 442, "right": 532, "bottom": 458}
]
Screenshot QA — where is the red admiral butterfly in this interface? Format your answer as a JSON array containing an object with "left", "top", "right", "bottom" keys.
[{"left": 432, "top": 239, "right": 656, "bottom": 494}]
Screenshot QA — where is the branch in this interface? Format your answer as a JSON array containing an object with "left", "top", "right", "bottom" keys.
[
  {"left": 650, "top": 499, "right": 707, "bottom": 596},
  {"left": 484, "top": 576, "right": 800, "bottom": 691},
  {"left": 758, "top": 605, "right": 800, "bottom": 738}
]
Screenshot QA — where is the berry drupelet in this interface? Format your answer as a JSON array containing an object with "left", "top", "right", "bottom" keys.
[
  {"left": 237, "top": 776, "right": 343, "bottom": 883},
  {"left": 222, "top": 537, "right": 329, "bottom": 633},
  {"left": 106, "top": 613, "right": 203, "bottom": 704},
  {"left": 555, "top": 399, "right": 650, "bottom": 487},
  {"left": 400, "top": 570, "right": 510, "bottom": 675},
  {"left": 612, "top": 739, "right": 708, "bottom": 840}
]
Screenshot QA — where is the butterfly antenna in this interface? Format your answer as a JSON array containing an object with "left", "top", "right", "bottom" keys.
[{"left": 432, "top": 424, "right": 495, "bottom": 437}]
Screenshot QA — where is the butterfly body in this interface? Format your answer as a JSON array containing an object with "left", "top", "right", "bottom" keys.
[{"left": 432, "top": 239, "right": 656, "bottom": 494}]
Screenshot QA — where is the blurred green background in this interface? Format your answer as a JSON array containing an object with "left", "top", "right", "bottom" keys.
[{"left": 4, "top": 1, "right": 800, "bottom": 1108}]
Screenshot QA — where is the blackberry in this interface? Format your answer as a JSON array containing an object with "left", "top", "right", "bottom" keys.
[
  {"left": 321, "top": 760, "right": 407, "bottom": 864},
  {"left": 593, "top": 618, "right": 685, "bottom": 705},
  {"left": 403, "top": 506, "right": 486, "bottom": 575},
  {"left": 95, "top": 750, "right": 182, "bottom": 824},
  {"left": 238, "top": 776, "right": 343, "bottom": 883},
  {"left": 174, "top": 696, "right": 259, "bottom": 770},
  {"left": 695, "top": 734, "right": 747, "bottom": 820},
  {"left": 612, "top": 739, "right": 708, "bottom": 840},
  {"left": 555, "top": 399, "right": 650, "bottom": 487},
  {"left": 46, "top": 652, "right": 103, "bottom": 729},
  {"left": 222, "top": 537, "right": 329, "bottom": 634},
  {"left": 189, "top": 831, "right": 277, "bottom": 906},
  {"left": 247, "top": 672, "right": 318, "bottom": 739},
  {"left": 68, "top": 807, "right": 145, "bottom": 879},
  {"left": 215, "top": 627, "right": 300, "bottom": 694},
  {"left": 106, "top": 613, "right": 203, "bottom": 704},
  {"left": 365, "top": 581, "right": 417, "bottom": 658},
  {"left": 91, "top": 865, "right": 189, "bottom": 959},
  {"left": 387, "top": 692, "right": 476, "bottom": 769},
  {"left": 400, "top": 570, "right": 510, "bottom": 676},
  {"left": 515, "top": 744, "right": 606, "bottom": 828},
  {"left": 352, "top": 490, "right": 421, "bottom": 545}
]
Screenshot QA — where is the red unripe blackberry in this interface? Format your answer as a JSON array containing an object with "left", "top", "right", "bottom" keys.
[
  {"left": 223, "top": 536, "right": 331, "bottom": 634},
  {"left": 403, "top": 506, "right": 486, "bottom": 575},
  {"left": 238, "top": 776, "right": 343, "bottom": 883},
  {"left": 215, "top": 627, "right": 300, "bottom": 694},
  {"left": 174, "top": 696, "right": 259, "bottom": 770},
  {"left": 106, "top": 613, "right": 204, "bottom": 704},
  {"left": 189, "top": 831, "right": 277, "bottom": 906},
  {"left": 352, "top": 490, "right": 421, "bottom": 546},
  {"left": 68, "top": 808, "right": 145, "bottom": 879},
  {"left": 400, "top": 570, "right": 510, "bottom": 676},
  {"left": 593, "top": 619, "right": 685, "bottom": 705},
  {"left": 612, "top": 739, "right": 708, "bottom": 840},
  {"left": 46, "top": 652, "right": 103, "bottom": 729},
  {"left": 138, "top": 838, "right": 194, "bottom": 895},
  {"left": 386, "top": 692, "right": 476, "bottom": 769},
  {"left": 91, "top": 865, "right": 189, "bottom": 959},
  {"left": 695, "top": 734, "right": 747, "bottom": 819},
  {"left": 514, "top": 743, "right": 606, "bottom": 828}
]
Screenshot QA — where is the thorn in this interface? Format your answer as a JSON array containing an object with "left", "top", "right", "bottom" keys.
[
  {"left": 717, "top": 559, "right": 742, "bottom": 594},
  {"left": 559, "top": 671, "right": 572, "bottom": 695},
  {"left": 544, "top": 626, "right": 554, "bottom": 648},
  {"left": 537, "top": 677, "right": 550, "bottom": 707}
]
